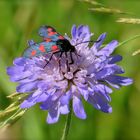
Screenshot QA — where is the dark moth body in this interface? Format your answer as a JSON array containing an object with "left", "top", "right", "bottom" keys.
[{"left": 56, "top": 39, "right": 75, "bottom": 53}]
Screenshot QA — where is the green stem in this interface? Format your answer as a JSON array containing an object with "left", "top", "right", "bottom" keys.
[
  {"left": 61, "top": 102, "right": 72, "bottom": 140},
  {"left": 117, "top": 34, "right": 140, "bottom": 47}
]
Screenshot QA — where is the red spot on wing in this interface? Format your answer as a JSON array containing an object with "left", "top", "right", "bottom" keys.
[
  {"left": 51, "top": 45, "right": 59, "bottom": 52},
  {"left": 58, "top": 35, "right": 64, "bottom": 39},
  {"left": 39, "top": 45, "right": 46, "bottom": 52},
  {"left": 31, "top": 50, "right": 36, "bottom": 56},
  {"left": 47, "top": 28, "right": 53, "bottom": 32},
  {"left": 48, "top": 32, "right": 57, "bottom": 36},
  {"left": 44, "top": 38, "right": 51, "bottom": 42}
]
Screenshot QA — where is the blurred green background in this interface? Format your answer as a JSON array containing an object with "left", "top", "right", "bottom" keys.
[{"left": 0, "top": 0, "right": 140, "bottom": 140}]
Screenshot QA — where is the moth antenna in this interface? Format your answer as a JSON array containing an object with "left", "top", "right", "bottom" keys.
[{"left": 75, "top": 39, "right": 101, "bottom": 46}]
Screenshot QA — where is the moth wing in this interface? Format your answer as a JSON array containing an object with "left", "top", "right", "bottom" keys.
[
  {"left": 42, "top": 41, "right": 61, "bottom": 53},
  {"left": 38, "top": 25, "right": 65, "bottom": 42},
  {"left": 23, "top": 44, "right": 42, "bottom": 58}
]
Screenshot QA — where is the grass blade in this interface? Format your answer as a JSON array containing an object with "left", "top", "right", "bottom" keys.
[
  {"left": 79, "top": 0, "right": 104, "bottom": 6},
  {"left": 117, "top": 18, "right": 140, "bottom": 24},
  {"left": 89, "top": 7, "right": 129, "bottom": 14}
]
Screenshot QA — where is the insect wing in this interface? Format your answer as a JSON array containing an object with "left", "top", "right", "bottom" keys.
[
  {"left": 41, "top": 41, "right": 61, "bottom": 53},
  {"left": 38, "top": 25, "right": 65, "bottom": 42},
  {"left": 23, "top": 43, "right": 42, "bottom": 58},
  {"left": 23, "top": 42, "right": 61, "bottom": 58}
]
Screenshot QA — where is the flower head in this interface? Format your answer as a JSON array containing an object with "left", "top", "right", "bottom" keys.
[{"left": 7, "top": 25, "right": 133, "bottom": 124}]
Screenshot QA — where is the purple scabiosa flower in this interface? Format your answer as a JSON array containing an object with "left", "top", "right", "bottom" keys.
[{"left": 7, "top": 25, "right": 133, "bottom": 124}]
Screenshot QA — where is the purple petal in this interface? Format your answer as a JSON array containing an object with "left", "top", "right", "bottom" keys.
[
  {"left": 88, "top": 93, "right": 112, "bottom": 113},
  {"left": 73, "top": 96, "right": 86, "bottom": 119},
  {"left": 40, "top": 97, "right": 53, "bottom": 110},
  {"left": 71, "top": 24, "right": 77, "bottom": 39},
  {"left": 51, "top": 90, "right": 64, "bottom": 101},
  {"left": 81, "top": 26, "right": 90, "bottom": 37},
  {"left": 20, "top": 89, "right": 47, "bottom": 108},
  {"left": 47, "top": 107, "right": 60, "bottom": 124},
  {"left": 105, "top": 80, "right": 120, "bottom": 89},
  {"left": 60, "top": 104, "right": 69, "bottom": 114},
  {"left": 93, "top": 84, "right": 112, "bottom": 102},
  {"left": 7, "top": 66, "right": 24, "bottom": 75},
  {"left": 18, "top": 75, "right": 37, "bottom": 83},
  {"left": 77, "top": 86, "right": 89, "bottom": 101},
  {"left": 20, "top": 100, "right": 36, "bottom": 108},
  {"left": 13, "top": 57, "right": 27, "bottom": 66},
  {"left": 98, "top": 40, "right": 118, "bottom": 56},
  {"left": 36, "top": 93, "right": 49, "bottom": 102},
  {"left": 109, "top": 55, "right": 122, "bottom": 64},
  {"left": 16, "top": 81, "right": 38, "bottom": 92},
  {"left": 96, "top": 64, "right": 124, "bottom": 79},
  {"left": 105, "top": 75, "right": 133, "bottom": 87},
  {"left": 40, "top": 94, "right": 59, "bottom": 110},
  {"left": 77, "top": 25, "right": 84, "bottom": 37},
  {"left": 20, "top": 93, "right": 37, "bottom": 108},
  {"left": 92, "top": 33, "right": 106, "bottom": 50},
  {"left": 7, "top": 66, "right": 31, "bottom": 82},
  {"left": 60, "top": 91, "right": 71, "bottom": 105}
]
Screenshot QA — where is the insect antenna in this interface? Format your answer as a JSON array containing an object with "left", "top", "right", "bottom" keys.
[{"left": 75, "top": 39, "right": 101, "bottom": 46}]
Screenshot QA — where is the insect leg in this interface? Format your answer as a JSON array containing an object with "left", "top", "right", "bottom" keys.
[
  {"left": 65, "top": 52, "right": 70, "bottom": 72},
  {"left": 44, "top": 50, "right": 62, "bottom": 68},
  {"left": 58, "top": 51, "right": 63, "bottom": 68},
  {"left": 74, "top": 51, "right": 81, "bottom": 57},
  {"left": 69, "top": 51, "right": 74, "bottom": 64},
  {"left": 43, "top": 53, "right": 54, "bottom": 68}
]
